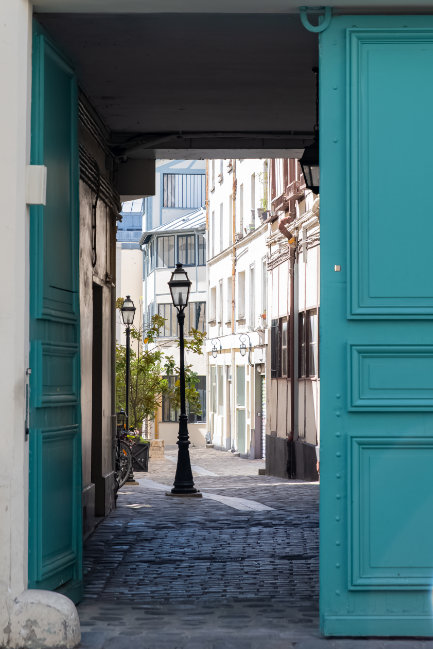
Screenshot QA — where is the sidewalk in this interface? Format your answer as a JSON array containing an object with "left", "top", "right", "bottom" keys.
[{"left": 77, "top": 447, "right": 431, "bottom": 649}]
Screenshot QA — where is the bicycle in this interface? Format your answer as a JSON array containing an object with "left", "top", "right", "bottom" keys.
[{"left": 115, "top": 427, "right": 133, "bottom": 491}]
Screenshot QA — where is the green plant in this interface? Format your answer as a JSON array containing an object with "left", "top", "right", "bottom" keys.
[{"left": 116, "top": 313, "right": 205, "bottom": 428}]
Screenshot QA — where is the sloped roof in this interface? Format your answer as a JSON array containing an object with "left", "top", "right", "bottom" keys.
[{"left": 140, "top": 208, "right": 205, "bottom": 245}]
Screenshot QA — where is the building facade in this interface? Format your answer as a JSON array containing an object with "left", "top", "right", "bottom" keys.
[
  {"left": 141, "top": 208, "right": 207, "bottom": 445},
  {"left": 207, "top": 159, "right": 269, "bottom": 458},
  {"left": 116, "top": 199, "right": 145, "bottom": 345},
  {"left": 266, "top": 159, "right": 320, "bottom": 480},
  {"left": 3, "top": 2, "right": 433, "bottom": 643}
]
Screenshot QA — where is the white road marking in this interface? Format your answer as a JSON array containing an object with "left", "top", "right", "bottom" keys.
[
  {"left": 136, "top": 478, "right": 273, "bottom": 511},
  {"left": 164, "top": 454, "right": 217, "bottom": 476},
  {"left": 203, "top": 493, "right": 273, "bottom": 511}
]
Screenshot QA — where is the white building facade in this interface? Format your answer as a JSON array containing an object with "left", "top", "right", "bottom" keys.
[
  {"left": 266, "top": 159, "right": 320, "bottom": 480},
  {"left": 141, "top": 209, "right": 208, "bottom": 446},
  {"left": 207, "top": 159, "right": 269, "bottom": 458}
]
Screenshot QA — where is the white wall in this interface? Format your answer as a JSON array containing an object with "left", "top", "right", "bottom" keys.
[
  {"left": 116, "top": 245, "right": 143, "bottom": 344},
  {"left": 207, "top": 159, "right": 269, "bottom": 457}
]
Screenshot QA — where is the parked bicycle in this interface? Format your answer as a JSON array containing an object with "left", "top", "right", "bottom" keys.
[{"left": 115, "top": 410, "right": 132, "bottom": 490}]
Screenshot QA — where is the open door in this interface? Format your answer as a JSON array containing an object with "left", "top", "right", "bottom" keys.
[
  {"left": 320, "top": 15, "right": 433, "bottom": 636},
  {"left": 28, "top": 23, "right": 82, "bottom": 603}
]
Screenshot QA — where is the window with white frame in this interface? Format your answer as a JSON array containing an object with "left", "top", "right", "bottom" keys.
[
  {"left": 218, "top": 279, "right": 223, "bottom": 325},
  {"left": 237, "top": 271, "right": 245, "bottom": 320},
  {"left": 261, "top": 257, "right": 267, "bottom": 318},
  {"left": 298, "top": 308, "right": 319, "bottom": 378},
  {"left": 162, "top": 173, "right": 205, "bottom": 209},
  {"left": 219, "top": 203, "right": 224, "bottom": 253},
  {"left": 178, "top": 234, "right": 196, "bottom": 266},
  {"left": 209, "top": 286, "right": 217, "bottom": 323},
  {"left": 226, "top": 277, "right": 232, "bottom": 324},
  {"left": 239, "top": 183, "right": 244, "bottom": 234},
  {"left": 249, "top": 264, "right": 255, "bottom": 328},
  {"left": 198, "top": 233, "right": 206, "bottom": 266},
  {"left": 156, "top": 235, "right": 175, "bottom": 268},
  {"left": 250, "top": 173, "right": 256, "bottom": 225},
  {"left": 228, "top": 194, "right": 233, "bottom": 245}
]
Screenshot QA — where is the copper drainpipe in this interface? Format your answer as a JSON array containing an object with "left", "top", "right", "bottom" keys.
[{"left": 278, "top": 216, "right": 296, "bottom": 443}]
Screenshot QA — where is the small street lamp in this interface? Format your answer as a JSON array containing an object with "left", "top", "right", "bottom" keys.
[
  {"left": 120, "top": 295, "right": 136, "bottom": 483},
  {"left": 167, "top": 264, "right": 201, "bottom": 497}
]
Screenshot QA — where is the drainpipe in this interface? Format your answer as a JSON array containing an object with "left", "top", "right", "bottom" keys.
[{"left": 278, "top": 215, "right": 297, "bottom": 478}]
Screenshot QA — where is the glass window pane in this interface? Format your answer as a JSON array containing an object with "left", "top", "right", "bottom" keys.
[
  {"left": 210, "top": 366, "right": 217, "bottom": 412},
  {"left": 236, "top": 365, "right": 245, "bottom": 406},
  {"left": 217, "top": 366, "right": 224, "bottom": 415}
]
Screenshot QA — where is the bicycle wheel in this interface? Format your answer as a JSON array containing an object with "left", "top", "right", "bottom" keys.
[{"left": 116, "top": 441, "right": 132, "bottom": 489}]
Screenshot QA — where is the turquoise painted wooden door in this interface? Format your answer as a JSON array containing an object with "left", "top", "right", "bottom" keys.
[
  {"left": 28, "top": 24, "right": 82, "bottom": 603},
  {"left": 320, "top": 15, "right": 433, "bottom": 636}
]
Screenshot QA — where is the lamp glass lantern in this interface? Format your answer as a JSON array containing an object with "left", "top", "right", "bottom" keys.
[
  {"left": 300, "top": 138, "right": 320, "bottom": 194},
  {"left": 121, "top": 295, "right": 136, "bottom": 326},
  {"left": 169, "top": 263, "right": 191, "bottom": 310}
]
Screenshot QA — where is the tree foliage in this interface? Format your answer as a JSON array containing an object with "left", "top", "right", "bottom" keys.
[{"left": 116, "top": 313, "right": 205, "bottom": 429}]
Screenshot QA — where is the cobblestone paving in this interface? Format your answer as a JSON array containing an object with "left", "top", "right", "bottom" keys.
[{"left": 77, "top": 447, "right": 433, "bottom": 649}]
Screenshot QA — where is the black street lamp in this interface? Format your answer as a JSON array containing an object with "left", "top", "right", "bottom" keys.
[
  {"left": 167, "top": 264, "right": 202, "bottom": 497},
  {"left": 120, "top": 296, "right": 136, "bottom": 483},
  {"left": 120, "top": 295, "right": 136, "bottom": 431}
]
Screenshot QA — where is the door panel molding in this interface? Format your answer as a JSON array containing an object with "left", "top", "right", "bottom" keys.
[{"left": 349, "top": 344, "right": 433, "bottom": 410}]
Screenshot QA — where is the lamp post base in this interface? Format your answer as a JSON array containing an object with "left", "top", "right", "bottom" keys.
[{"left": 165, "top": 491, "right": 202, "bottom": 498}]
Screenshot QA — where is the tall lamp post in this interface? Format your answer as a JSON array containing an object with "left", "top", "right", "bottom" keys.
[
  {"left": 167, "top": 264, "right": 202, "bottom": 497},
  {"left": 120, "top": 295, "right": 136, "bottom": 431}
]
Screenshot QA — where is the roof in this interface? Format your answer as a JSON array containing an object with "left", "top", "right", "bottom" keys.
[{"left": 139, "top": 208, "right": 206, "bottom": 245}]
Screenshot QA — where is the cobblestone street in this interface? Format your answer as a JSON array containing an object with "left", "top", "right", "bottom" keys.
[{"left": 77, "top": 447, "right": 433, "bottom": 649}]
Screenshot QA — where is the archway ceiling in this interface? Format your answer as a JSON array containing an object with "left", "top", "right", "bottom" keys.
[{"left": 36, "top": 5, "right": 432, "bottom": 158}]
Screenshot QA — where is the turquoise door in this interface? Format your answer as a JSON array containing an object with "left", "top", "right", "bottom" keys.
[
  {"left": 28, "top": 24, "right": 82, "bottom": 603},
  {"left": 320, "top": 15, "right": 433, "bottom": 636}
]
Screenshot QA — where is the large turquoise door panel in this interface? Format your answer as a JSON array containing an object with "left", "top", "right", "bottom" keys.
[
  {"left": 320, "top": 16, "right": 433, "bottom": 636},
  {"left": 29, "top": 24, "right": 82, "bottom": 603}
]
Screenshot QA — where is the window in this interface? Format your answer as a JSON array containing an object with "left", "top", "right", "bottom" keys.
[
  {"left": 239, "top": 183, "right": 244, "bottom": 234},
  {"left": 249, "top": 265, "right": 255, "bottom": 328},
  {"left": 219, "top": 203, "right": 224, "bottom": 253},
  {"left": 162, "top": 376, "right": 177, "bottom": 422},
  {"left": 198, "top": 234, "right": 206, "bottom": 265},
  {"left": 209, "top": 287, "right": 216, "bottom": 323},
  {"left": 189, "top": 375, "right": 207, "bottom": 423},
  {"left": 210, "top": 365, "right": 217, "bottom": 413},
  {"left": 162, "top": 375, "right": 206, "bottom": 423},
  {"left": 281, "top": 317, "right": 288, "bottom": 377},
  {"left": 163, "top": 173, "right": 206, "bottom": 208},
  {"left": 185, "top": 302, "right": 206, "bottom": 333},
  {"left": 271, "top": 316, "right": 290, "bottom": 378},
  {"left": 308, "top": 310, "right": 319, "bottom": 377},
  {"left": 218, "top": 279, "right": 223, "bottom": 325},
  {"left": 228, "top": 195, "right": 233, "bottom": 245},
  {"left": 146, "top": 239, "right": 155, "bottom": 275},
  {"left": 217, "top": 366, "right": 224, "bottom": 416},
  {"left": 157, "top": 303, "right": 177, "bottom": 337},
  {"left": 250, "top": 173, "right": 256, "bottom": 225},
  {"left": 271, "top": 319, "right": 280, "bottom": 379},
  {"left": 156, "top": 235, "right": 174, "bottom": 268},
  {"left": 299, "top": 308, "right": 319, "bottom": 378},
  {"left": 178, "top": 234, "right": 196, "bottom": 266},
  {"left": 211, "top": 211, "right": 215, "bottom": 258},
  {"left": 262, "top": 257, "right": 267, "bottom": 317},
  {"left": 237, "top": 271, "right": 245, "bottom": 320},
  {"left": 211, "top": 161, "right": 215, "bottom": 191},
  {"left": 226, "top": 277, "right": 232, "bottom": 324}
]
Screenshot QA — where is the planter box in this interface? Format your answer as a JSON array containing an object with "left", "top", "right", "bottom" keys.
[{"left": 131, "top": 441, "right": 150, "bottom": 472}]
